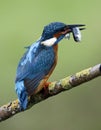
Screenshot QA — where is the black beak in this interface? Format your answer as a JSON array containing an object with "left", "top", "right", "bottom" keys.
[{"left": 67, "top": 24, "right": 86, "bottom": 32}]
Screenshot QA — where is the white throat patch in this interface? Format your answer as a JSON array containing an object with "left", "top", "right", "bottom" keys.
[{"left": 41, "top": 37, "right": 57, "bottom": 46}]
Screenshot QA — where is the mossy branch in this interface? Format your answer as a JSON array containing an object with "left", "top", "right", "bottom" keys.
[{"left": 0, "top": 64, "right": 101, "bottom": 122}]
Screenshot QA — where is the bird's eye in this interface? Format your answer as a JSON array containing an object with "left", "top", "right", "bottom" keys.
[
  {"left": 60, "top": 26, "right": 68, "bottom": 33},
  {"left": 60, "top": 27, "right": 67, "bottom": 32},
  {"left": 60, "top": 28, "right": 65, "bottom": 32}
]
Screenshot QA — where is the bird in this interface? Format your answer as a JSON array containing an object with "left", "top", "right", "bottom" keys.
[{"left": 15, "top": 22, "right": 85, "bottom": 110}]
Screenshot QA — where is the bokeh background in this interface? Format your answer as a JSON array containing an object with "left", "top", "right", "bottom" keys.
[{"left": 0, "top": 0, "right": 101, "bottom": 130}]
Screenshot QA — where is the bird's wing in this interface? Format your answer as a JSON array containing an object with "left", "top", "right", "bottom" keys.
[
  {"left": 15, "top": 42, "right": 55, "bottom": 94},
  {"left": 15, "top": 44, "right": 36, "bottom": 81}
]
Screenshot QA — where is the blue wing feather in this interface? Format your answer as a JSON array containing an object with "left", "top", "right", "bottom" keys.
[
  {"left": 16, "top": 41, "right": 55, "bottom": 84},
  {"left": 15, "top": 40, "right": 55, "bottom": 109}
]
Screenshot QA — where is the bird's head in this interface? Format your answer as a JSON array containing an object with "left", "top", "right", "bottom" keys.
[{"left": 41, "top": 22, "right": 85, "bottom": 47}]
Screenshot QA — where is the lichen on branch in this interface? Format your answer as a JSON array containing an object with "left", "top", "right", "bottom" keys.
[{"left": 0, "top": 64, "right": 101, "bottom": 122}]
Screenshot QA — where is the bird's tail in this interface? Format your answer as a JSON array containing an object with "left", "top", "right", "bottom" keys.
[{"left": 15, "top": 81, "right": 28, "bottom": 110}]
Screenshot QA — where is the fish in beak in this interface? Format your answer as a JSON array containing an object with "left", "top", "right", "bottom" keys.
[{"left": 64, "top": 24, "right": 85, "bottom": 42}]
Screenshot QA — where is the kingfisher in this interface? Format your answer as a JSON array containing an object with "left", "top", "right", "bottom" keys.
[{"left": 15, "top": 22, "right": 85, "bottom": 110}]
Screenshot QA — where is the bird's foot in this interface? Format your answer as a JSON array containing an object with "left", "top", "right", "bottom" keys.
[
  {"left": 44, "top": 82, "right": 51, "bottom": 88},
  {"left": 43, "top": 82, "right": 51, "bottom": 97}
]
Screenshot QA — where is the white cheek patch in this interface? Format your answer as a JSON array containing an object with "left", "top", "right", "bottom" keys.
[{"left": 41, "top": 37, "right": 57, "bottom": 46}]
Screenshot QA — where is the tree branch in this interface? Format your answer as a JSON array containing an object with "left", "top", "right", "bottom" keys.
[{"left": 0, "top": 64, "right": 101, "bottom": 122}]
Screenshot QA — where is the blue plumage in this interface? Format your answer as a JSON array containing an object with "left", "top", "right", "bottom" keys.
[
  {"left": 41, "top": 22, "right": 66, "bottom": 41},
  {"left": 15, "top": 22, "right": 68, "bottom": 110},
  {"left": 15, "top": 40, "right": 55, "bottom": 109},
  {"left": 15, "top": 81, "right": 28, "bottom": 110}
]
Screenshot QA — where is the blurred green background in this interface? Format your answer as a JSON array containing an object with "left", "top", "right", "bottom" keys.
[{"left": 0, "top": 0, "right": 101, "bottom": 130}]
